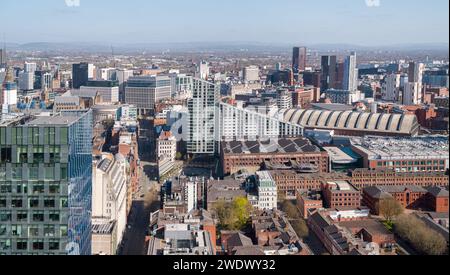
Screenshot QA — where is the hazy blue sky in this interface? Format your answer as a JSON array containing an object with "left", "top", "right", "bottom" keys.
[{"left": 1, "top": 0, "right": 449, "bottom": 45}]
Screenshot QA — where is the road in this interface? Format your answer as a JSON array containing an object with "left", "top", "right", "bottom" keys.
[{"left": 119, "top": 118, "right": 161, "bottom": 255}]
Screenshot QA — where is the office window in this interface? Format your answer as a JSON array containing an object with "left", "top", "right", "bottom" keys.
[
  {"left": 29, "top": 197, "right": 40, "bottom": 208},
  {"left": 11, "top": 225, "right": 23, "bottom": 237},
  {"left": 44, "top": 197, "right": 55, "bottom": 208},
  {"left": 44, "top": 225, "right": 55, "bottom": 237},
  {"left": 49, "top": 240, "right": 59, "bottom": 251},
  {"left": 49, "top": 211, "right": 60, "bottom": 222},
  {"left": 16, "top": 211, "right": 28, "bottom": 222},
  {"left": 16, "top": 240, "right": 27, "bottom": 250},
  {"left": 32, "top": 239, "right": 44, "bottom": 250},
  {"left": 11, "top": 197, "right": 23, "bottom": 208},
  {"left": 29, "top": 226, "right": 40, "bottom": 237},
  {"left": 0, "top": 197, "right": 6, "bottom": 207},
  {"left": 32, "top": 183, "right": 45, "bottom": 194},
  {"left": 0, "top": 183, "right": 12, "bottom": 194},
  {"left": 32, "top": 211, "right": 44, "bottom": 222},
  {"left": 0, "top": 211, "right": 11, "bottom": 222}
]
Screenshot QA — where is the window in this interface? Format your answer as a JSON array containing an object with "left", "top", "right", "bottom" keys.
[
  {"left": 44, "top": 165, "right": 55, "bottom": 180},
  {"left": 11, "top": 225, "right": 23, "bottom": 237},
  {"left": 44, "top": 197, "right": 55, "bottom": 208},
  {"left": 29, "top": 165, "right": 39, "bottom": 180},
  {"left": 0, "top": 211, "right": 11, "bottom": 222},
  {"left": 49, "top": 184, "right": 60, "bottom": 194},
  {"left": 17, "top": 146, "right": 28, "bottom": 163},
  {"left": 17, "top": 211, "right": 27, "bottom": 222},
  {"left": 11, "top": 197, "right": 23, "bottom": 208},
  {"left": 29, "top": 226, "right": 40, "bottom": 237},
  {"left": 16, "top": 240, "right": 27, "bottom": 250},
  {"left": 60, "top": 128, "right": 68, "bottom": 145},
  {"left": 0, "top": 225, "right": 8, "bottom": 236},
  {"left": 29, "top": 197, "right": 40, "bottom": 208},
  {"left": 16, "top": 183, "right": 28, "bottom": 194},
  {"left": 49, "top": 240, "right": 59, "bottom": 251},
  {"left": 1, "top": 147, "right": 12, "bottom": 162},
  {"left": 49, "top": 211, "right": 60, "bottom": 222},
  {"left": 33, "top": 146, "right": 45, "bottom": 163},
  {"left": 32, "top": 184, "right": 44, "bottom": 194},
  {"left": 0, "top": 239, "right": 11, "bottom": 250},
  {"left": 44, "top": 225, "right": 55, "bottom": 237},
  {"left": 32, "top": 240, "right": 44, "bottom": 250},
  {"left": 0, "top": 197, "right": 6, "bottom": 207},
  {"left": 0, "top": 183, "right": 11, "bottom": 194},
  {"left": 60, "top": 198, "right": 68, "bottom": 208},
  {"left": 32, "top": 211, "right": 44, "bottom": 222},
  {"left": 12, "top": 165, "right": 23, "bottom": 180},
  {"left": 60, "top": 226, "right": 68, "bottom": 237}
]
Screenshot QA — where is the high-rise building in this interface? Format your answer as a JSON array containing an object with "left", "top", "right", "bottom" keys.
[
  {"left": 292, "top": 47, "right": 307, "bottom": 74},
  {"left": 72, "top": 63, "right": 90, "bottom": 89},
  {"left": 198, "top": 61, "right": 209, "bottom": 80},
  {"left": 243, "top": 66, "right": 260, "bottom": 83},
  {"left": 79, "top": 80, "right": 120, "bottom": 104},
  {"left": 92, "top": 154, "right": 128, "bottom": 255},
  {"left": 1, "top": 67, "right": 17, "bottom": 113},
  {"left": 0, "top": 110, "right": 93, "bottom": 255},
  {"left": 403, "top": 82, "right": 422, "bottom": 105},
  {"left": 321, "top": 55, "right": 337, "bottom": 91},
  {"left": 24, "top": 63, "right": 37, "bottom": 73},
  {"left": 0, "top": 49, "right": 6, "bottom": 67},
  {"left": 42, "top": 72, "right": 53, "bottom": 91},
  {"left": 116, "top": 69, "right": 134, "bottom": 102},
  {"left": 18, "top": 71, "right": 34, "bottom": 91},
  {"left": 276, "top": 88, "right": 293, "bottom": 109},
  {"left": 343, "top": 52, "right": 358, "bottom": 91},
  {"left": 408, "top": 62, "right": 425, "bottom": 83},
  {"left": 125, "top": 75, "right": 171, "bottom": 116},
  {"left": 187, "top": 78, "right": 219, "bottom": 155},
  {"left": 382, "top": 73, "right": 401, "bottom": 102}
]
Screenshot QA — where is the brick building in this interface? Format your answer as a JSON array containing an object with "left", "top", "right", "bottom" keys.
[
  {"left": 363, "top": 185, "right": 449, "bottom": 214},
  {"left": 350, "top": 136, "right": 449, "bottom": 173},
  {"left": 221, "top": 138, "right": 329, "bottom": 176},
  {"left": 350, "top": 169, "right": 449, "bottom": 190},
  {"left": 270, "top": 170, "right": 350, "bottom": 197},
  {"left": 362, "top": 186, "right": 428, "bottom": 215},
  {"left": 322, "top": 181, "right": 361, "bottom": 209},
  {"left": 425, "top": 186, "right": 449, "bottom": 213},
  {"left": 296, "top": 190, "right": 324, "bottom": 219}
]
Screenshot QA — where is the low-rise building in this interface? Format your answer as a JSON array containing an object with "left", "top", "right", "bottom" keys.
[
  {"left": 322, "top": 181, "right": 361, "bottom": 209},
  {"left": 221, "top": 137, "right": 329, "bottom": 176},
  {"left": 297, "top": 190, "right": 324, "bottom": 219}
]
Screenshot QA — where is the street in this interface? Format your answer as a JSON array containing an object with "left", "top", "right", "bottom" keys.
[{"left": 119, "top": 119, "right": 161, "bottom": 255}]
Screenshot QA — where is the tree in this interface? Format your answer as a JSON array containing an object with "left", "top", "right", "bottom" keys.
[
  {"left": 213, "top": 197, "right": 252, "bottom": 230},
  {"left": 291, "top": 219, "right": 309, "bottom": 239},
  {"left": 395, "top": 214, "right": 447, "bottom": 255},
  {"left": 378, "top": 198, "right": 404, "bottom": 223},
  {"left": 280, "top": 200, "right": 301, "bottom": 220},
  {"left": 176, "top": 152, "right": 183, "bottom": 160}
]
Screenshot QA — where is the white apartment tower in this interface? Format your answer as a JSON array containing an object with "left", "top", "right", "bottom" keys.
[
  {"left": 187, "top": 78, "right": 220, "bottom": 154},
  {"left": 382, "top": 73, "right": 401, "bottom": 102}
]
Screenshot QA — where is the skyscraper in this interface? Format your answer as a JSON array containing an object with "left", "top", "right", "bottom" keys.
[
  {"left": 198, "top": 61, "right": 210, "bottom": 80},
  {"left": 292, "top": 47, "right": 307, "bottom": 74},
  {"left": 343, "top": 52, "right": 358, "bottom": 91},
  {"left": 321, "top": 55, "right": 337, "bottom": 90},
  {"left": 187, "top": 78, "right": 219, "bottom": 155},
  {"left": 0, "top": 110, "right": 93, "bottom": 255},
  {"left": 382, "top": 73, "right": 401, "bottom": 102},
  {"left": 0, "top": 49, "right": 6, "bottom": 68},
  {"left": 125, "top": 75, "right": 172, "bottom": 116},
  {"left": 72, "top": 63, "right": 90, "bottom": 89}
]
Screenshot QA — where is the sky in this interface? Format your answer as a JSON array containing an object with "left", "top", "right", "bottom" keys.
[{"left": 0, "top": 0, "right": 449, "bottom": 46}]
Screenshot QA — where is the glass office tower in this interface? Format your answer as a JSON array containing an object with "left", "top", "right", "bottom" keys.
[{"left": 0, "top": 110, "right": 93, "bottom": 255}]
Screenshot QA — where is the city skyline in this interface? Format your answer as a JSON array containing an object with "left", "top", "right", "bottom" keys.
[{"left": 1, "top": 0, "right": 449, "bottom": 46}]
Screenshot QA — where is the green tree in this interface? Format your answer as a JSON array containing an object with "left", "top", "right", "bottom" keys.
[
  {"left": 213, "top": 197, "right": 252, "bottom": 230},
  {"left": 378, "top": 198, "right": 404, "bottom": 223}
]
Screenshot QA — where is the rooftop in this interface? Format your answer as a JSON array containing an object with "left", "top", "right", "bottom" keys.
[
  {"left": 222, "top": 137, "right": 321, "bottom": 155},
  {"left": 351, "top": 135, "right": 449, "bottom": 160}
]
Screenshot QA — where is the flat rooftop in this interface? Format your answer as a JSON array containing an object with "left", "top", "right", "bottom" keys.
[
  {"left": 324, "top": 147, "right": 358, "bottom": 164},
  {"left": 222, "top": 137, "right": 321, "bottom": 155},
  {"left": 351, "top": 135, "right": 449, "bottom": 160},
  {"left": 26, "top": 115, "right": 81, "bottom": 126}
]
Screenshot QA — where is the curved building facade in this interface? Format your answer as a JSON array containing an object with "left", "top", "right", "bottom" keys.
[{"left": 282, "top": 109, "right": 420, "bottom": 136}]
